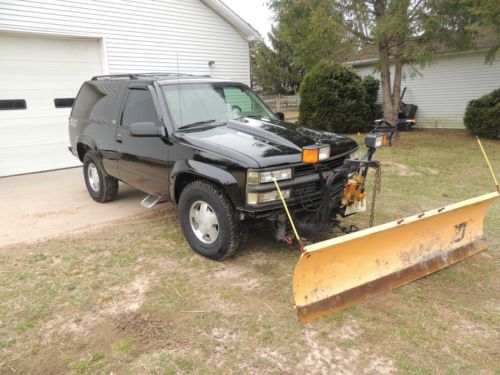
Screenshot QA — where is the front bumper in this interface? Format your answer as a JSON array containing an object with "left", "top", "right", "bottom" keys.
[
  {"left": 239, "top": 175, "right": 325, "bottom": 218},
  {"left": 239, "top": 155, "right": 350, "bottom": 219}
]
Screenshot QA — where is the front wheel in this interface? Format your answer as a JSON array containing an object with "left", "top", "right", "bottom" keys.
[{"left": 178, "top": 180, "right": 246, "bottom": 260}]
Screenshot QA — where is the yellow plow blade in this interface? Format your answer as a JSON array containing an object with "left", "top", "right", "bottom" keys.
[{"left": 294, "top": 192, "right": 499, "bottom": 323}]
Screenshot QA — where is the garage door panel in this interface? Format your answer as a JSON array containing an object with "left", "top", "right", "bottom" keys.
[
  {"left": 1, "top": 97, "right": 72, "bottom": 111},
  {"left": 0, "top": 143, "right": 81, "bottom": 176},
  {"left": 0, "top": 98, "right": 72, "bottom": 111},
  {"left": 1, "top": 127, "right": 72, "bottom": 149},
  {"left": 0, "top": 81, "right": 92, "bottom": 91},
  {"left": 1, "top": 35, "right": 101, "bottom": 62},
  {"left": 0, "top": 33, "right": 102, "bottom": 176},
  {"left": 0, "top": 62, "right": 101, "bottom": 89},
  {"left": 0, "top": 113, "right": 70, "bottom": 122}
]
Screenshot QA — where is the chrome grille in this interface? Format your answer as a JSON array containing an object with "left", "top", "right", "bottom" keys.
[
  {"left": 294, "top": 157, "right": 346, "bottom": 177},
  {"left": 294, "top": 182, "right": 320, "bottom": 196}
]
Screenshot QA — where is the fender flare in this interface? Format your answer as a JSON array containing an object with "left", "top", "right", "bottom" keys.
[
  {"left": 75, "top": 136, "right": 114, "bottom": 177},
  {"left": 170, "top": 160, "right": 244, "bottom": 207},
  {"left": 76, "top": 136, "right": 97, "bottom": 160}
]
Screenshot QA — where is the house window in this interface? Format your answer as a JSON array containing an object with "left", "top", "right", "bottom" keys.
[
  {"left": 54, "top": 98, "right": 75, "bottom": 108},
  {"left": 0, "top": 99, "right": 27, "bottom": 110}
]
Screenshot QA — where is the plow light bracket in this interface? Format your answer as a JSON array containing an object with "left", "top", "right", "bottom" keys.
[{"left": 302, "top": 145, "right": 330, "bottom": 164}]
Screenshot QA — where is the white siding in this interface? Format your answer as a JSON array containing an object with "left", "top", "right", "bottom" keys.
[
  {"left": 0, "top": 0, "right": 251, "bottom": 84},
  {"left": 354, "top": 52, "right": 500, "bottom": 129}
]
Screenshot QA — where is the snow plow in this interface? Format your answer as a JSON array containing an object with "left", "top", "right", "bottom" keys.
[{"left": 275, "top": 137, "right": 499, "bottom": 323}]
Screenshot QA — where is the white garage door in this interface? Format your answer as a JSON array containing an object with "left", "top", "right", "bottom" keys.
[{"left": 0, "top": 34, "right": 102, "bottom": 177}]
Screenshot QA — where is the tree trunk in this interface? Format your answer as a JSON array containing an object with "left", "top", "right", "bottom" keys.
[
  {"left": 391, "top": 55, "right": 404, "bottom": 124},
  {"left": 378, "top": 42, "right": 399, "bottom": 125},
  {"left": 373, "top": 0, "right": 399, "bottom": 126}
]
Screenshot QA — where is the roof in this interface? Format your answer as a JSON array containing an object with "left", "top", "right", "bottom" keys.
[
  {"left": 200, "top": 0, "right": 261, "bottom": 42},
  {"left": 347, "top": 36, "right": 498, "bottom": 67},
  {"left": 92, "top": 73, "right": 211, "bottom": 81},
  {"left": 91, "top": 73, "right": 241, "bottom": 85}
]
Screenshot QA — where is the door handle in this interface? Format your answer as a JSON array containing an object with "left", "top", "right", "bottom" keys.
[{"left": 116, "top": 134, "right": 123, "bottom": 143}]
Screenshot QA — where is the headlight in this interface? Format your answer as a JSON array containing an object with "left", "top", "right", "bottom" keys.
[
  {"left": 318, "top": 145, "right": 331, "bottom": 160},
  {"left": 365, "top": 134, "right": 384, "bottom": 148},
  {"left": 247, "top": 168, "right": 292, "bottom": 185},
  {"left": 247, "top": 189, "right": 291, "bottom": 205}
]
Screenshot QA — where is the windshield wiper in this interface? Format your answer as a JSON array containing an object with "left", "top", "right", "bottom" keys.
[{"left": 179, "top": 119, "right": 221, "bottom": 130}]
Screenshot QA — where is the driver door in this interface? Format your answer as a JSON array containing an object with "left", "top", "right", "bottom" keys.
[{"left": 116, "top": 85, "right": 169, "bottom": 194}]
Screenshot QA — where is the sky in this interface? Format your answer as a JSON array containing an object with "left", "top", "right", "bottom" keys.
[{"left": 221, "top": 0, "right": 274, "bottom": 42}]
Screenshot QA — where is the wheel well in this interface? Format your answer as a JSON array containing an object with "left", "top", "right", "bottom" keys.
[
  {"left": 174, "top": 173, "right": 227, "bottom": 204},
  {"left": 77, "top": 143, "right": 90, "bottom": 161}
]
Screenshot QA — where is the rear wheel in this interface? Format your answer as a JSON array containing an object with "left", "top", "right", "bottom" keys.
[
  {"left": 178, "top": 180, "right": 246, "bottom": 260},
  {"left": 83, "top": 151, "right": 119, "bottom": 203}
]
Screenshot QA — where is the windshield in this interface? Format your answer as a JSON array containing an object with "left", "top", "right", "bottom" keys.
[{"left": 162, "top": 83, "right": 275, "bottom": 129}]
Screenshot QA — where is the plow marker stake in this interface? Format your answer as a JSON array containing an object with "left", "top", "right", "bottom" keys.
[{"left": 293, "top": 192, "right": 499, "bottom": 323}]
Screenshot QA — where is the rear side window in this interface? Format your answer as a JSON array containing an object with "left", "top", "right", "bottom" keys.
[
  {"left": 72, "top": 82, "right": 122, "bottom": 123},
  {"left": 121, "top": 89, "right": 159, "bottom": 127}
]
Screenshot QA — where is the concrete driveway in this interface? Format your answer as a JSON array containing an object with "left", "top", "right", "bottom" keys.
[{"left": 0, "top": 168, "right": 165, "bottom": 247}]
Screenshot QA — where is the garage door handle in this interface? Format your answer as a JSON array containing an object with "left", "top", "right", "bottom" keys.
[{"left": 116, "top": 134, "right": 122, "bottom": 143}]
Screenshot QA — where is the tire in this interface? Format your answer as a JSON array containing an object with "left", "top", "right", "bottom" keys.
[
  {"left": 178, "top": 179, "right": 246, "bottom": 260},
  {"left": 82, "top": 151, "right": 119, "bottom": 203}
]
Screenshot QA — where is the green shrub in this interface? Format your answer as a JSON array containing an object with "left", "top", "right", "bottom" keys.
[
  {"left": 299, "top": 61, "right": 368, "bottom": 133},
  {"left": 362, "top": 75, "right": 383, "bottom": 122},
  {"left": 464, "top": 88, "right": 500, "bottom": 139}
]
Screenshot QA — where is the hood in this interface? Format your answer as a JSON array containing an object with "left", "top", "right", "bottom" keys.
[{"left": 174, "top": 117, "right": 358, "bottom": 168}]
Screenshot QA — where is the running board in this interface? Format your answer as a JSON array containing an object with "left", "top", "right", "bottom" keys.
[{"left": 140, "top": 194, "right": 165, "bottom": 209}]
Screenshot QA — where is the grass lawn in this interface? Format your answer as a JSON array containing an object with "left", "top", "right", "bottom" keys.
[{"left": 0, "top": 130, "right": 498, "bottom": 374}]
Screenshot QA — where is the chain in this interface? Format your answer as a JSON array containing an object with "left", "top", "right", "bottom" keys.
[{"left": 369, "top": 165, "right": 382, "bottom": 228}]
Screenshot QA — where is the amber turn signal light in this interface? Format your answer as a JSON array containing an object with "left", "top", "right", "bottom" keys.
[
  {"left": 302, "top": 147, "right": 320, "bottom": 163},
  {"left": 383, "top": 135, "right": 390, "bottom": 146}
]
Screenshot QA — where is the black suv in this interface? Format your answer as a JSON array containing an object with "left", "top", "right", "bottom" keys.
[{"left": 69, "top": 73, "right": 368, "bottom": 260}]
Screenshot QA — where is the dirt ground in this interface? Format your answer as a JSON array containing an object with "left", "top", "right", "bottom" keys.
[{"left": 0, "top": 130, "right": 498, "bottom": 374}]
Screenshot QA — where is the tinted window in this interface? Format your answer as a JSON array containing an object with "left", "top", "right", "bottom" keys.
[
  {"left": 0, "top": 99, "right": 26, "bottom": 110},
  {"left": 162, "top": 83, "right": 273, "bottom": 128},
  {"left": 223, "top": 87, "right": 253, "bottom": 112},
  {"left": 54, "top": 98, "right": 75, "bottom": 108},
  {"left": 72, "top": 81, "right": 121, "bottom": 123},
  {"left": 121, "top": 89, "right": 158, "bottom": 127}
]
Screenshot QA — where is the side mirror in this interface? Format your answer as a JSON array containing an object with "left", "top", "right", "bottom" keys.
[
  {"left": 130, "top": 122, "right": 166, "bottom": 137},
  {"left": 275, "top": 112, "right": 285, "bottom": 121}
]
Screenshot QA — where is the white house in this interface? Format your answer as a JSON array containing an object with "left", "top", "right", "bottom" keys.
[
  {"left": 0, "top": 0, "right": 259, "bottom": 177},
  {"left": 351, "top": 50, "right": 500, "bottom": 129}
]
